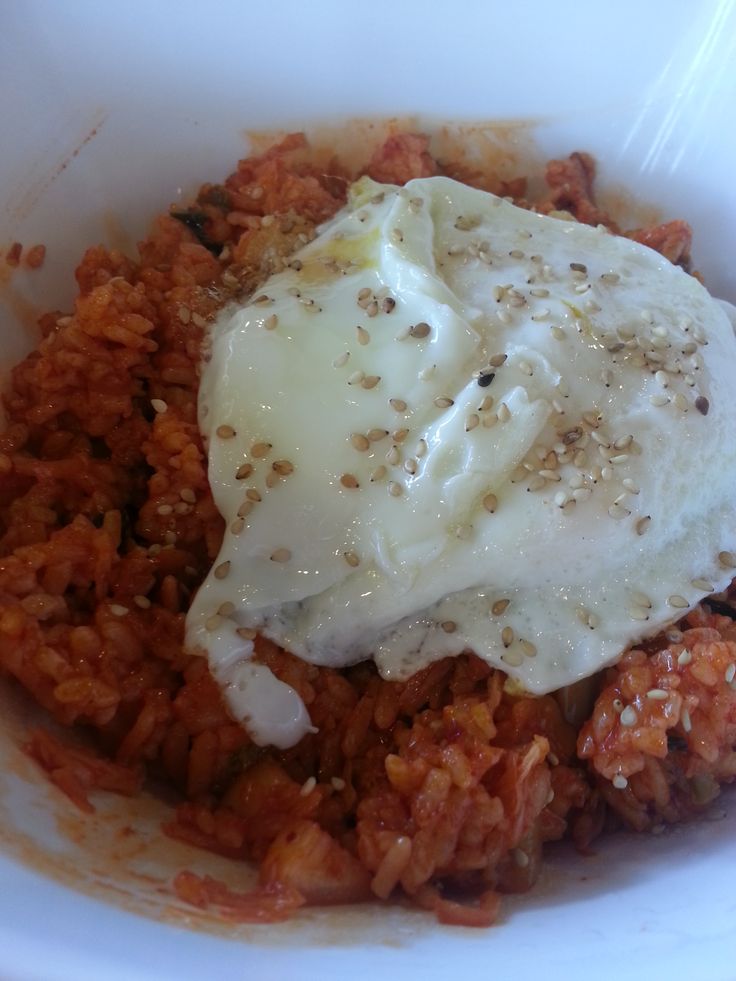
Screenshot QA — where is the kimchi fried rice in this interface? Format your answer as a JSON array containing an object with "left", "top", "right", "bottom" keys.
[{"left": 1, "top": 131, "right": 735, "bottom": 927}]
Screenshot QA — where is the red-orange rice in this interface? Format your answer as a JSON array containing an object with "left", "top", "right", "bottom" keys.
[{"left": 0, "top": 131, "right": 734, "bottom": 927}]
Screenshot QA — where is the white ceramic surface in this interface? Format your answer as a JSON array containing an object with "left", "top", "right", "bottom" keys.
[{"left": 1, "top": 2, "right": 735, "bottom": 979}]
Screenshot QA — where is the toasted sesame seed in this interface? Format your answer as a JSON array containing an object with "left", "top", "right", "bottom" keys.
[
  {"left": 600, "top": 272, "right": 621, "bottom": 285},
  {"left": 110, "top": 604, "right": 129, "bottom": 617},
  {"left": 647, "top": 688, "right": 668, "bottom": 700},
  {"left": 361, "top": 375, "right": 380, "bottom": 390},
  {"left": 527, "top": 474, "right": 546, "bottom": 492},
  {"left": 415, "top": 439, "right": 428, "bottom": 458},
  {"left": 465, "top": 413, "right": 480, "bottom": 432},
  {"left": 340, "top": 473, "right": 359, "bottom": 489},
  {"left": 357, "top": 287, "right": 372, "bottom": 303},
  {"left": 251, "top": 441, "right": 272, "bottom": 458},
  {"left": 682, "top": 707, "right": 692, "bottom": 732},
  {"left": 501, "top": 626, "right": 514, "bottom": 647},
  {"left": 230, "top": 517, "right": 245, "bottom": 535},
  {"left": 434, "top": 396, "right": 454, "bottom": 409},
  {"left": 333, "top": 351, "right": 350, "bottom": 368},
  {"left": 344, "top": 550, "right": 360, "bottom": 568},
  {"left": 483, "top": 493, "right": 498, "bottom": 514},
  {"left": 695, "top": 395, "right": 710, "bottom": 415},
  {"left": 502, "top": 649, "right": 524, "bottom": 667},
  {"left": 236, "top": 627, "right": 257, "bottom": 640},
  {"left": 356, "top": 325, "right": 370, "bottom": 346},
  {"left": 214, "top": 561, "right": 231, "bottom": 580},
  {"left": 572, "top": 487, "right": 591, "bottom": 503},
  {"left": 631, "top": 591, "right": 652, "bottom": 609},
  {"left": 497, "top": 402, "right": 511, "bottom": 423},
  {"left": 245, "top": 488, "right": 262, "bottom": 503},
  {"left": 489, "top": 353, "right": 508, "bottom": 368},
  {"left": 389, "top": 398, "right": 407, "bottom": 412},
  {"left": 388, "top": 481, "right": 403, "bottom": 497},
  {"left": 382, "top": 296, "right": 396, "bottom": 314},
  {"left": 157, "top": 503, "right": 173, "bottom": 516},
  {"left": 370, "top": 465, "right": 387, "bottom": 482},
  {"left": 132, "top": 594, "right": 151, "bottom": 610},
  {"left": 636, "top": 516, "right": 651, "bottom": 536},
  {"left": 270, "top": 547, "right": 292, "bottom": 563},
  {"left": 718, "top": 550, "right": 736, "bottom": 568},
  {"left": 520, "top": 639, "right": 537, "bottom": 658},
  {"left": 151, "top": 398, "right": 168, "bottom": 414},
  {"left": 386, "top": 445, "right": 401, "bottom": 466},
  {"left": 620, "top": 706, "right": 638, "bottom": 726},
  {"left": 612, "top": 774, "right": 628, "bottom": 790},
  {"left": 205, "top": 615, "right": 221, "bottom": 631},
  {"left": 678, "top": 649, "right": 693, "bottom": 666},
  {"left": 263, "top": 313, "right": 278, "bottom": 331},
  {"left": 350, "top": 433, "right": 370, "bottom": 452},
  {"left": 217, "top": 601, "right": 235, "bottom": 617},
  {"left": 410, "top": 321, "right": 431, "bottom": 340},
  {"left": 441, "top": 620, "right": 457, "bottom": 633},
  {"left": 273, "top": 459, "right": 294, "bottom": 476},
  {"left": 668, "top": 595, "right": 689, "bottom": 609},
  {"left": 367, "top": 428, "right": 388, "bottom": 443},
  {"left": 691, "top": 578, "right": 714, "bottom": 592},
  {"left": 491, "top": 598, "right": 510, "bottom": 616},
  {"left": 403, "top": 458, "right": 417, "bottom": 475},
  {"left": 392, "top": 428, "right": 409, "bottom": 443},
  {"left": 347, "top": 370, "right": 365, "bottom": 385},
  {"left": 216, "top": 424, "right": 236, "bottom": 439}
]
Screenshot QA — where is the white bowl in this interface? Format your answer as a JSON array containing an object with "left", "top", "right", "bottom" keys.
[{"left": 1, "top": 2, "right": 736, "bottom": 979}]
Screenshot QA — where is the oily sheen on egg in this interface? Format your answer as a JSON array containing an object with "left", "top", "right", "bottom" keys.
[{"left": 186, "top": 176, "right": 736, "bottom": 748}]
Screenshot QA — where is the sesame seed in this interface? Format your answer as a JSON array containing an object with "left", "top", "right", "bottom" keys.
[
  {"left": 386, "top": 445, "right": 401, "bottom": 466},
  {"left": 273, "top": 460, "right": 294, "bottom": 476},
  {"left": 331, "top": 776, "right": 346, "bottom": 791},
  {"left": 415, "top": 439, "right": 428, "bottom": 458},
  {"left": 388, "top": 481, "right": 403, "bottom": 497},
  {"left": 350, "top": 433, "right": 370, "bottom": 452},
  {"left": 409, "top": 322, "right": 431, "bottom": 339},
  {"left": 392, "top": 428, "right": 409, "bottom": 443},
  {"left": 572, "top": 487, "right": 591, "bottom": 503},
  {"left": 395, "top": 325, "right": 411, "bottom": 341},
  {"left": 236, "top": 627, "right": 257, "bottom": 640},
  {"left": 491, "top": 598, "right": 510, "bottom": 616},
  {"left": 497, "top": 402, "right": 511, "bottom": 423},
  {"left": 391, "top": 228, "right": 404, "bottom": 243},
  {"left": 133, "top": 594, "right": 151, "bottom": 610},
  {"left": 230, "top": 517, "right": 245, "bottom": 535},
  {"left": 691, "top": 578, "right": 714, "bottom": 592},
  {"left": 217, "top": 601, "right": 235, "bottom": 617},
  {"left": 695, "top": 395, "right": 710, "bottom": 415},
  {"left": 649, "top": 394, "right": 669, "bottom": 407},
  {"left": 340, "top": 473, "right": 359, "bottom": 489},
  {"left": 718, "top": 550, "right": 736, "bottom": 568},
  {"left": 205, "top": 615, "right": 220, "bottom": 631},
  {"left": 418, "top": 365, "right": 436, "bottom": 381},
  {"left": 673, "top": 393, "right": 689, "bottom": 412},
  {"left": 347, "top": 370, "right": 365, "bottom": 385},
  {"left": 668, "top": 595, "right": 689, "bottom": 609},
  {"left": 527, "top": 475, "right": 546, "bottom": 492},
  {"left": 333, "top": 351, "right": 350, "bottom": 368},
  {"left": 483, "top": 493, "right": 498, "bottom": 514},
  {"left": 356, "top": 325, "right": 370, "bottom": 346},
  {"left": 434, "top": 396, "right": 454, "bottom": 409},
  {"left": 151, "top": 398, "right": 168, "bottom": 414},
  {"left": 270, "top": 547, "right": 292, "bottom": 563},
  {"left": 403, "top": 459, "right": 417, "bottom": 475},
  {"left": 678, "top": 649, "right": 693, "bottom": 666},
  {"left": 382, "top": 297, "right": 396, "bottom": 314},
  {"left": 441, "top": 620, "right": 457, "bottom": 633},
  {"left": 245, "top": 488, "right": 261, "bottom": 503},
  {"left": 628, "top": 605, "right": 649, "bottom": 621},
  {"left": 551, "top": 326, "right": 566, "bottom": 341},
  {"left": 612, "top": 774, "right": 628, "bottom": 790},
  {"left": 725, "top": 664, "right": 736, "bottom": 684},
  {"left": 389, "top": 398, "right": 407, "bottom": 412},
  {"left": 636, "top": 516, "right": 651, "bottom": 536},
  {"left": 620, "top": 705, "right": 638, "bottom": 726},
  {"left": 513, "top": 848, "right": 529, "bottom": 868},
  {"left": 483, "top": 413, "right": 499, "bottom": 428},
  {"left": 180, "top": 488, "right": 196, "bottom": 504},
  {"left": 631, "top": 591, "right": 652, "bottom": 609},
  {"left": 370, "top": 465, "right": 387, "bottom": 482},
  {"left": 361, "top": 375, "right": 380, "bottom": 390},
  {"left": 530, "top": 287, "right": 550, "bottom": 297},
  {"left": 600, "top": 272, "right": 621, "bottom": 285},
  {"left": 612, "top": 698, "right": 624, "bottom": 713},
  {"left": 216, "top": 425, "right": 236, "bottom": 439},
  {"left": 157, "top": 504, "right": 173, "bottom": 516},
  {"left": 300, "top": 776, "right": 317, "bottom": 796},
  {"left": 569, "top": 262, "right": 587, "bottom": 274},
  {"left": 368, "top": 428, "right": 389, "bottom": 442},
  {"left": 501, "top": 626, "right": 514, "bottom": 647},
  {"left": 518, "top": 360, "right": 533, "bottom": 376},
  {"left": 110, "top": 604, "right": 129, "bottom": 617},
  {"left": 489, "top": 353, "right": 508, "bottom": 368},
  {"left": 646, "top": 688, "right": 668, "bottom": 700},
  {"left": 682, "top": 708, "right": 692, "bottom": 732},
  {"left": 214, "top": 561, "right": 231, "bottom": 580},
  {"left": 251, "top": 442, "right": 272, "bottom": 458},
  {"left": 344, "top": 550, "right": 360, "bottom": 568},
  {"left": 502, "top": 650, "right": 524, "bottom": 668},
  {"left": 622, "top": 478, "right": 640, "bottom": 494},
  {"left": 264, "top": 314, "right": 278, "bottom": 331},
  {"left": 465, "top": 414, "right": 479, "bottom": 432},
  {"left": 520, "top": 639, "right": 537, "bottom": 658}
]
